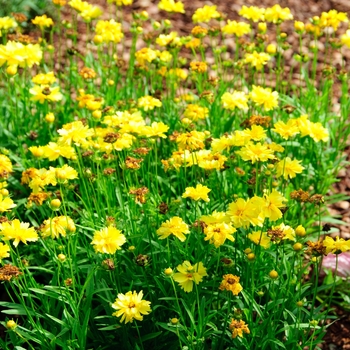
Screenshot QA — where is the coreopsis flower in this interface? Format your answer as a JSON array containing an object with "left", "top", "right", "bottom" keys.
[
  {"left": 248, "top": 230, "right": 271, "bottom": 249},
  {"left": 319, "top": 10, "right": 348, "bottom": 31},
  {"left": 30, "top": 85, "right": 63, "bottom": 104},
  {"left": 261, "top": 190, "right": 287, "bottom": 221},
  {"left": 91, "top": 226, "right": 126, "bottom": 254},
  {"left": 227, "top": 197, "right": 263, "bottom": 228},
  {"left": 156, "top": 32, "right": 179, "bottom": 47},
  {"left": 32, "top": 15, "right": 54, "bottom": 29},
  {"left": 32, "top": 71, "right": 56, "bottom": 85},
  {"left": 244, "top": 51, "right": 271, "bottom": 70},
  {"left": 190, "top": 61, "right": 207, "bottom": 73},
  {"left": 107, "top": 0, "right": 133, "bottom": 5},
  {"left": 79, "top": 67, "right": 96, "bottom": 79},
  {"left": 94, "top": 20, "right": 123, "bottom": 44},
  {"left": 204, "top": 223, "right": 236, "bottom": 248},
  {"left": 137, "top": 96, "right": 162, "bottom": 111},
  {"left": 275, "top": 157, "right": 304, "bottom": 179},
  {"left": 173, "top": 261, "right": 207, "bottom": 292},
  {"left": 195, "top": 150, "right": 227, "bottom": 170},
  {"left": 135, "top": 47, "right": 157, "bottom": 66},
  {"left": 221, "top": 91, "right": 248, "bottom": 110},
  {"left": 229, "top": 319, "right": 250, "bottom": 339},
  {"left": 183, "top": 104, "right": 208, "bottom": 121},
  {"left": 272, "top": 120, "right": 300, "bottom": 140},
  {"left": 157, "top": 216, "right": 190, "bottom": 242},
  {"left": 167, "top": 68, "right": 187, "bottom": 80},
  {"left": 264, "top": 5, "right": 293, "bottom": 23},
  {"left": 112, "top": 290, "right": 151, "bottom": 324},
  {"left": 309, "top": 122, "right": 329, "bottom": 142},
  {"left": 0, "top": 219, "right": 38, "bottom": 247},
  {"left": 341, "top": 30, "right": 350, "bottom": 48},
  {"left": 27, "top": 192, "right": 49, "bottom": 207},
  {"left": 294, "top": 21, "right": 305, "bottom": 33},
  {"left": 55, "top": 164, "right": 78, "bottom": 182},
  {"left": 192, "top": 5, "right": 220, "bottom": 23},
  {"left": 40, "top": 216, "right": 76, "bottom": 239},
  {"left": 0, "top": 17, "right": 18, "bottom": 36},
  {"left": 52, "top": 0, "right": 67, "bottom": 6},
  {"left": 219, "top": 274, "right": 242, "bottom": 295},
  {"left": 176, "top": 131, "right": 206, "bottom": 151},
  {"left": 141, "top": 122, "right": 169, "bottom": 138},
  {"left": 57, "top": 121, "right": 94, "bottom": 147},
  {"left": 0, "top": 194, "right": 16, "bottom": 213},
  {"left": 239, "top": 6, "right": 265, "bottom": 22},
  {"left": 242, "top": 125, "right": 267, "bottom": 141},
  {"left": 182, "top": 184, "right": 211, "bottom": 202},
  {"left": 41, "top": 142, "right": 76, "bottom": 161},
  {"left": 80, "top": 4, "right": 102, "bottom": 22},
  {"left": 236, "top": 142, "right": 275, "bottom": 164},
  {"left": 158, "top": 0, "right": 185, "bottom": 13},
  {"left": 0, "top": 154, "right": 12, "bottom": 178},
  {"left": 0, "top": 242, "right": 10, "bottom": 261},
  {"left": 200, "top": 210, "right": 230, "bottom": 225},
  {"left": 222, "top": 20, "right": 250, "bottom": 37},
  {"left": 323, "top": 236, "right": 350, "bottom": 255},
  {"left": 249, "top": 85, "right": 279, "bottom": 111}
]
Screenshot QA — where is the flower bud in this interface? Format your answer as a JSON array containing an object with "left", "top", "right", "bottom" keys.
[
  {"left": 6, "top": 320, "right": 17, "bottom": 330},
  {"left": 57, "top": 253, "right": 66, "bottom": 262},
  {"left": 50, "top": 198, "right": 61, "bottom": 209},
  {"left": 164, "top": 267, "right": 173, "bottom": 276},
  {"left": 269, "top": 270, "right": 278, "bottom": 279}
]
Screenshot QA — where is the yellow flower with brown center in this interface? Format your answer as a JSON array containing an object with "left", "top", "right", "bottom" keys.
[
  {"left": 176, "top": 130, "right": 206, "bottom": 151},
  {"left": 229, "top": 319, "right": 250, "bottom": 338},
  {"left": 173, "top": 261, "right": 207, "bottom": 292},
  {"left": 219, "top": 274, "right": 242, "bottom": 295},
  {"left": 29, "top": 85, "right": 63, "bottom": 104},
  {"left": 40, "top": 216, "right": 76, "bottom": 239},
  {"left": 0, "top": 155, "right": 12, "bottom": 179},
  {"left": 275, "top": 157, "right": 304, "bottom": 179},
  {"left": 323, "top": 236, "right": 350, "bottom": 255},
  {"left": 236, "top": 142, "right": 275, "bottom": 164},
  {"left": 182, "top": 184, "right": 211, "bottom": 202},
  {"left": 91, "top": 226, "right": 126, "bottom": 254},
  {"left": 248, "top": 230, "right": 271, "bottom": 249},
  {"left": 157, "top": 216, "right": 190, "bottom": 242},
  {"left": 112, "top": 290, "right": 151, "bottom": 324},
  {"left": 32, "top": 15, "right": 54, "bottom": 29},
  {"left": 204, "top": 223, "right": 236, "bottom": 248},
  {"left": 0, "top": 219, "right": 38, "bottom": 247}
]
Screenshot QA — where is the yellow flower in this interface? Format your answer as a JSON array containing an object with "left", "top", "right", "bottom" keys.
[
  {"left": 141, "top": 122, "right": 169, "bottom": 138},
  {"left": 323, "top": 236, "right": 350, "bottom": 255},
  {"left": 239, "top": 6, "right": 265, "bottom": 22},
  {"left": 54, "top": 164, "right": 78, "bottom": 182},
  {"left": 309, "top": 122, "right": 329, "bottom": 142},
  {"left": 182, "top": 184, "right": 211, "bottom": 202},
  {"left": 204, "top": 223, "right": 236, "bottom": 248},
  {"left": 112, "top": 290, "right": 151, "bottom": 324},
  {"left": 248, "top": 230, "right": 271, "bottom": 249},
  {"left": 0, "top": 194, "right": 16, "bottom": 213},
  {"left": 221, "top": 91, "right": 248, "bottom": 110},
  {"left": 40, "top": 216, "right": 76, "bottom": 239},
  {"left": 264, "top": 5, "right": 293, "bottom": 23},
  {"left": 192, "top": 5, "right": 220, "bottom": 23},
  {"left": 222, "top": 20, "right": 250, "bottom": 37},
  {"left": 242, "top": 125, "right": 267, "bottom": 141},
  {"left": 176, "top": 131, "right": 206, "bottom": 151},
  {"left": 32, "top": 71, "right": 56, "bottom": 85},
  {"left": 41, "top": 142, "right": 76, "bottom": 161},
  {"left": 227, "top": 197, "right": 263, "bottom": 228},
  {"left": 173, "top": 261, "right": 207, "bottom": 292},
  {"left": 272, "top": 223, "right": 296, "bottom": 241},
  {"left": 0, "top": 242, "right": 10, "bottom": 261},
  {"left": 190, "top": 61, "right": 207, "bottom": 73},
  {"left": 91, "top": 226, "right": 126, "bottom": 254},
  {"left": 29, "top": 85, "right": 63, "bottom": 104},
  {"left": 249, "top": 85, "right": 279, "bottom": 111},
  {"left": 219, "top": 274, "right": 242, "bottom": 295},
  {"left": 294, "top": 21, "right": 305, "bottom": 33},
  {"left": 244, "top": 51, "right": 270, "bottom": 70},
  {"left": 57, "top": 121, "right": 94, "bottom": 147},
  {"left": 236, "top": 142, "right": 275, "bottom": 164},
  {"left": 319, "top": 10, "right": 348, "bottom": 31},
  {"left": 229, "top": 319, "right": 250, "bottom": 339},
  {"left": 137, "top": 96, "right": 162, "bottom": 111},
  {"left": 94, "top": 20, "right": 123, "bottom": 44},
  {"left": 0, "top": 219, "right": 38, "bottom": 247},
  {"left": 52, "top": 0, "right": 67, "bottom": 6},
  {"left": 135, "top": 47, "right": 157, "bottom": 65},
  {"left": 341, "top": 30, "right": 350, "bottom": 48},
  {"left": 200, "top": 210, "right": 230, "bottom": 225},
  {"left": 158, "top": 0, "right": 185, "bottom": 13},
  {"left": 261, "top": 190, "right": 287, "bottom": 221},
  {"left": 272, "top": 120, "right": 300, "bottom": 140},
  {"left": 157, "top": 216, "right": 190, "bottom": 242},
  {"left": 275, "top": 157, "right": 304, "bottom": 179},
  {"left": 183, "top": 104, "right": 208, "bottom": 121},
  {"left": 32, "top": 15, "right": 54, "bottom": 29},
  {"left": 107, "top": 0, "right": 133, "bottom": 5},
  {"left": 0, "top": 154, "right": 12, "bottom": 177},
  {"left": 0, "top": 17, "right": 18, "bottom": 35}
]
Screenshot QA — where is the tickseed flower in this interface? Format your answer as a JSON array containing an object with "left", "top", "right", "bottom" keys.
[
  {"left": 222, "top": 20, "right": 250, "bottom": 37},
  {"left": 91, "top": 226, "right": 126, "bottom": 254},
  {"left": 236, "top": 142, "right": 275, "bottom": 164},
  {"left": 57, "top": 121, "right": 94, "bottom": 147},
  {"left": 244, "top": 51, "right": 271, "bottom": 70},
  {"left": 323, "top": 236, "right": 350, "bottom": 255},
  {"left": 112, "top": 290, "right": 151, "bottom": 324},
  {"left": 248, "top": 231, "right": 271, "bottom": 249},
  {"left": 272, "top": 120, "right": 300, "bottom": 140},
  {"left": 275, "top": 157, "right": 304, "bottom": 179},
  {"left": 30, "top": 85, "right": 63, "bottom": 104},
  {"left": 239, "top": 6, "right": 265, "bottom": 22},
  {"left": 319, "top": 10, "right": 348, "bottom": 31},
  {"left": 0, "top": 154, "right": 12, "bottom": 177},
  {"left": 94, "top": 20, "right": 123, "bottom": 44},
  {"left": 249, "top": 85, "right": 279, "bottom": 111},
  {"left": 221, "top": 91, "right": 248, "bottom": 110},
  {"left": 0, "top": 242, "right": 10, "bottom": 261},
  {"left": 219, "top": 274, "right": 242, "bottom": 295},
  {"left": 229, "top": 319, "right": 250, "bottom": 339},
  {"left": 183, "top": 104, "right": 208, "bottom": 121},
  {"left": 309, "top": 122, "right": 329, "bottom": 142},
  {"left": 55, "top": 164, "right": 78, "bottom": 182},
  {"left": 190, "top": 61, "right": 207, "bottom": 73},
  {"left": 182, "top": 184, "right": 211, "bottom": 202},
  {"left": 261, "top": 190, "right": 287, "bottom": 221},
  {"left": 0, "top": 194, "right": 15, "bottom": 213},
  {"left": 158, "top": 0, "right": 185, "bottom": 13},
  {"left": 227, "top": 197, "right": 263, "bottom": 228},
  {"left": 32, "top": 71, "right": 56, "bottom": 85},
  {"left": 53, "top": 0, "right": 67, "bottom": 6},
  {"left": 264, "top": 5, "right": 293, "bottom": 23},
  {"left": 0, "top": 219, "right": 38, "bottom": 247},
  {"left": 137, "top": 96, "right": 162, "bottom": 111},
  {"left": 107, "top": 0, "right": 133, "bottom": 6},
  {"left": 173, "top": 261, "right": 207, "bottom": 292},
  {"left": 135, "top": 47, "right": 157, "bottom": 66},
  {"left": 32, "top": 15, "right": 54, "bottom": 29},
  {"left": 204, "top": 223, "right": 236, "bottom": 248},
  {"left": 0, "top": 17, "right": 17, "bottom": 36},
  {"left": 157, "top": 216, "right": 190, "bottom": 242},
  {"left": 242, "top": 125, "right": 267, "bottom": 141},
  {"left": 40, "top": 216, "right": 76, "bottom": 239},
  {"left": 141, "top": 122, "right": 169, "bottom": 138},
  {"left": 192, "top": 5, "right": 220, "bottom": 23},
  {"left": 176, "top": 130, "right": 206, "bottom": 151},
  {"left": 341, "top": 30, "right": 350, "bottom": 48}
]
